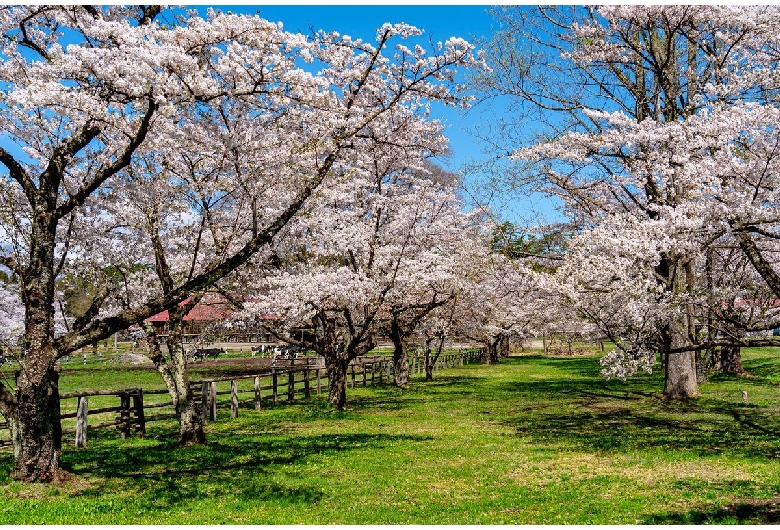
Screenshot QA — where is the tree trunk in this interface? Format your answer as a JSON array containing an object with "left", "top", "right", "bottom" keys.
[
  {"left": 485, "top": 338, "right": 499, "bottom": 365},
  {"left": 695, "top": 346, "right": 715, "bottom": 384},
  {"left": 392, "top": 345, "right": 409, "bottom": 388},
  {"left": 390, "top": 320, "right": 408, "bottom": 388},
  {"left": 168, "top": 339, "right": 204, "bottom": 444},
  {"left": 144, "top": 314, "right": 205, "bottom": 445},
  {"left": 326, "top": 358, "right": 349, "bottom": 410},
  {"left": 665, "top": 349, "right": 699, "bottom": 399},
  {"left": 177, "top": 397, "right": 205, "bottom": 444},
  {"left": 8, "top": 366, "right": 63, "bottom": 482},
  {"left": 720, "top": 345, "right": 744, "bottom": 375},
  {"left": 423, "top": 335, "right": 447, "bottom": 380},
  {"left": 424, "top": 341, "right": 434, "bottom": 381},
  {"left": 696, "top": 347, "right": 717, "bottom": 384},
  {"left": 661, "top": 255, "right": 699, "bottom": 400},
  {"left": 12, "top": 206, "right": 64, "bottom": 482},
  {"left": 663, "top": 321, "right": 699, "bottom": 399}
]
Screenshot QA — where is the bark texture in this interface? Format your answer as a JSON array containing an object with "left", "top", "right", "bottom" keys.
[
  {"left": 485, "top": 336, "right": 501, "bottom": 365},
  {"left": 177, "top": 398, "right": 206, "bottom": 444},
  {"left": 326, "top": 359, "right": 349, "bottom": 410},
  {"left": 424, "top": 349, "right": 434, "bottom": 381},
  {"left": 696, "top": 347, "right": 717, "bottom": 384},
  {"left": 661, "top": 257, "right": 700, "bottom": 399},
  {"left": 720, "top": 345, "right": 744, "bottom": 375},
  {"left": 9, "top": 367, "right": 63, "bottom": 482},
  {"left": 664, "top": 350, "right": 699, "bottom": 399}
]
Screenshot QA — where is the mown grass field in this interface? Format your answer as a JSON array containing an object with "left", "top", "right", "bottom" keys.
[{"left": 2, "top": 347, "right": 780, "bottom": 523}]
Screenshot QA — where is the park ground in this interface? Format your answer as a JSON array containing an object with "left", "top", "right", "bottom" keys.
[{"left": 1, "top": 346, "right": 780, "bottom": 523}]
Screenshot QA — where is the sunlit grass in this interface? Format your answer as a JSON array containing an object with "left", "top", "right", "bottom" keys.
[{"left": 1, "top": 348, "right": 780, "bottom": 523}]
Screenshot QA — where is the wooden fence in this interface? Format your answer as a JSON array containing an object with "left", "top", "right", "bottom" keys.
[{"left": 0, "top": 349, "right": 484, "bottom": 449}]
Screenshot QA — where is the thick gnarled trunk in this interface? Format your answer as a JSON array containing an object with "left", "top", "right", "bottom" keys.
[
  {"left": 11, "top": 205, "right": 65, "bottom": 482},
  {"left": 326, "top": 358, "right": 349, "bottom": 410},
  {"left": 664, "top": 350, "right": 699, "bottom": 399},
  {"left": 8, "top": 366, "right": 63, "bottom": 482},
  {"left": 177, "top": 397, "right": 205, "bottom": 444},
  {"left": 720, "top": 345, "right": 744, "bottom": 375},
  {"left": 660, "top": 255, "right": 700, "bottom": 400},
  {"left": 662, "top": 320, "right": 700, "bottom": 399}
]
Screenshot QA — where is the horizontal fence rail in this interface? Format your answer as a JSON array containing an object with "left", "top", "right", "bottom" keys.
[{"left": 0, "top": 348, "right": 484, "bottom": 449}]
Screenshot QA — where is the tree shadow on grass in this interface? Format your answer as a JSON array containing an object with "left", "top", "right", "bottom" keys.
[
  {"left": 57, "top": 430, "right": 430, "bottom": 514},
  {"left": 411, "top": 375, "right": 484, "bottom": 393},
  {"left": 645, "top": 496, "right": 780, "bottom": 524},
  {"left": 496, "top": 374, "right": 780, "bottom": 459},
  {"left": 506, "top": 354, "right": 608, "bottom": 378}
]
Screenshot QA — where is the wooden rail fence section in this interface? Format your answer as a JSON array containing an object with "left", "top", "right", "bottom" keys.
[{"left": 0, "top": 349, "right": 483, "bottom": 449}]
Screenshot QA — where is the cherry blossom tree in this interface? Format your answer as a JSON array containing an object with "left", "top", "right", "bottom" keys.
[
  {"left": 415, "top": 300, "right": 458, "bottom": 381},
  {"left": 0, "top": 6, "right": 475, "bottom": 481},
  {"left": 475, "top": 6, "right": 780, "bottom": 398},
  {"left": 454, "top": 252, "right": 543, "bottom": 364},
  {"left": 380, "top": 163, "right": 483, "bottom": 388},
  {"left": 241, "top": 143, "right": 481, "bottom": 408}
]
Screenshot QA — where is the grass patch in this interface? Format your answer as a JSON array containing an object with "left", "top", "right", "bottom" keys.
[{"left": 1, "top": 348, "right": 780, "bottom": 523}]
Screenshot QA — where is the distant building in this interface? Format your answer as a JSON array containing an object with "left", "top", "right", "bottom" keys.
[{"left": 146, "top": 293, "right": 276, "bottom": 343}]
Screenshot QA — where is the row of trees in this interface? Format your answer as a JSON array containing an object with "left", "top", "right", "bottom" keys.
[
  {"left": 9, "top": 4, "right": 780, "bottom": 487},
  {"left": 0, "top": 5, "right": 494, "bottom": 482},
  {"left": 0, "top": 6, "right": 543, "bottom": 484}
]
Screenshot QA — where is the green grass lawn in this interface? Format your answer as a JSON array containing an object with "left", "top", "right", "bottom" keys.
[{"left": 2, "top": 348, "right": 780, "bottom": 523}]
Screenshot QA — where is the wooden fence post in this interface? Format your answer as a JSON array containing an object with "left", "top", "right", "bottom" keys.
[
  {"left": 119, "top": 392, "right": 131, "bottom": 440},
  {"left": 75, "top": 396, "right": 88, "bottom": 448},
  {"left": 272, "top": 364, "right": 278, "bottom": 405},
  {"left": 351, "top": 364, "right": 356, "bottom": 389},
  {"left": 230, "top": 380, "right": 239, "bottom": 418},
  {"left": 287, "top": 361, "right": 295, "bottom": 401},
  {"left": 254, "top": 376, "right": 262, "bottom": 410},
  {"left": 316, "top": 367, "right": 322, "bottom": 395},
  {"left": 209, "top": 381, "right": 217, "bottom": 421},
  {"left": 304, "top": 361, "right": 311, "bottom": 399},
  {"left": 133, "top": 389, "right": 145, "bottom": 436},
  {"left": 201, "top": 381, "right": 208, "bottom": 424}
]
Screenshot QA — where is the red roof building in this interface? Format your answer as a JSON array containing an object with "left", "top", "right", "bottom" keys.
[{"left": 146, "top": 293, "right": 277, "bottom": 343}]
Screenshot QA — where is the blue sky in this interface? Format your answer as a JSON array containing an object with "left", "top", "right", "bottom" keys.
[
  {"left": 208, "top": 5, "right": 496, "bottom": 167},
  {"left": 197, "top": 5, "right": 561, "bottom": 226},
  {"left": 0, "top": 5, "right": 558, "bottom": 227}
]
